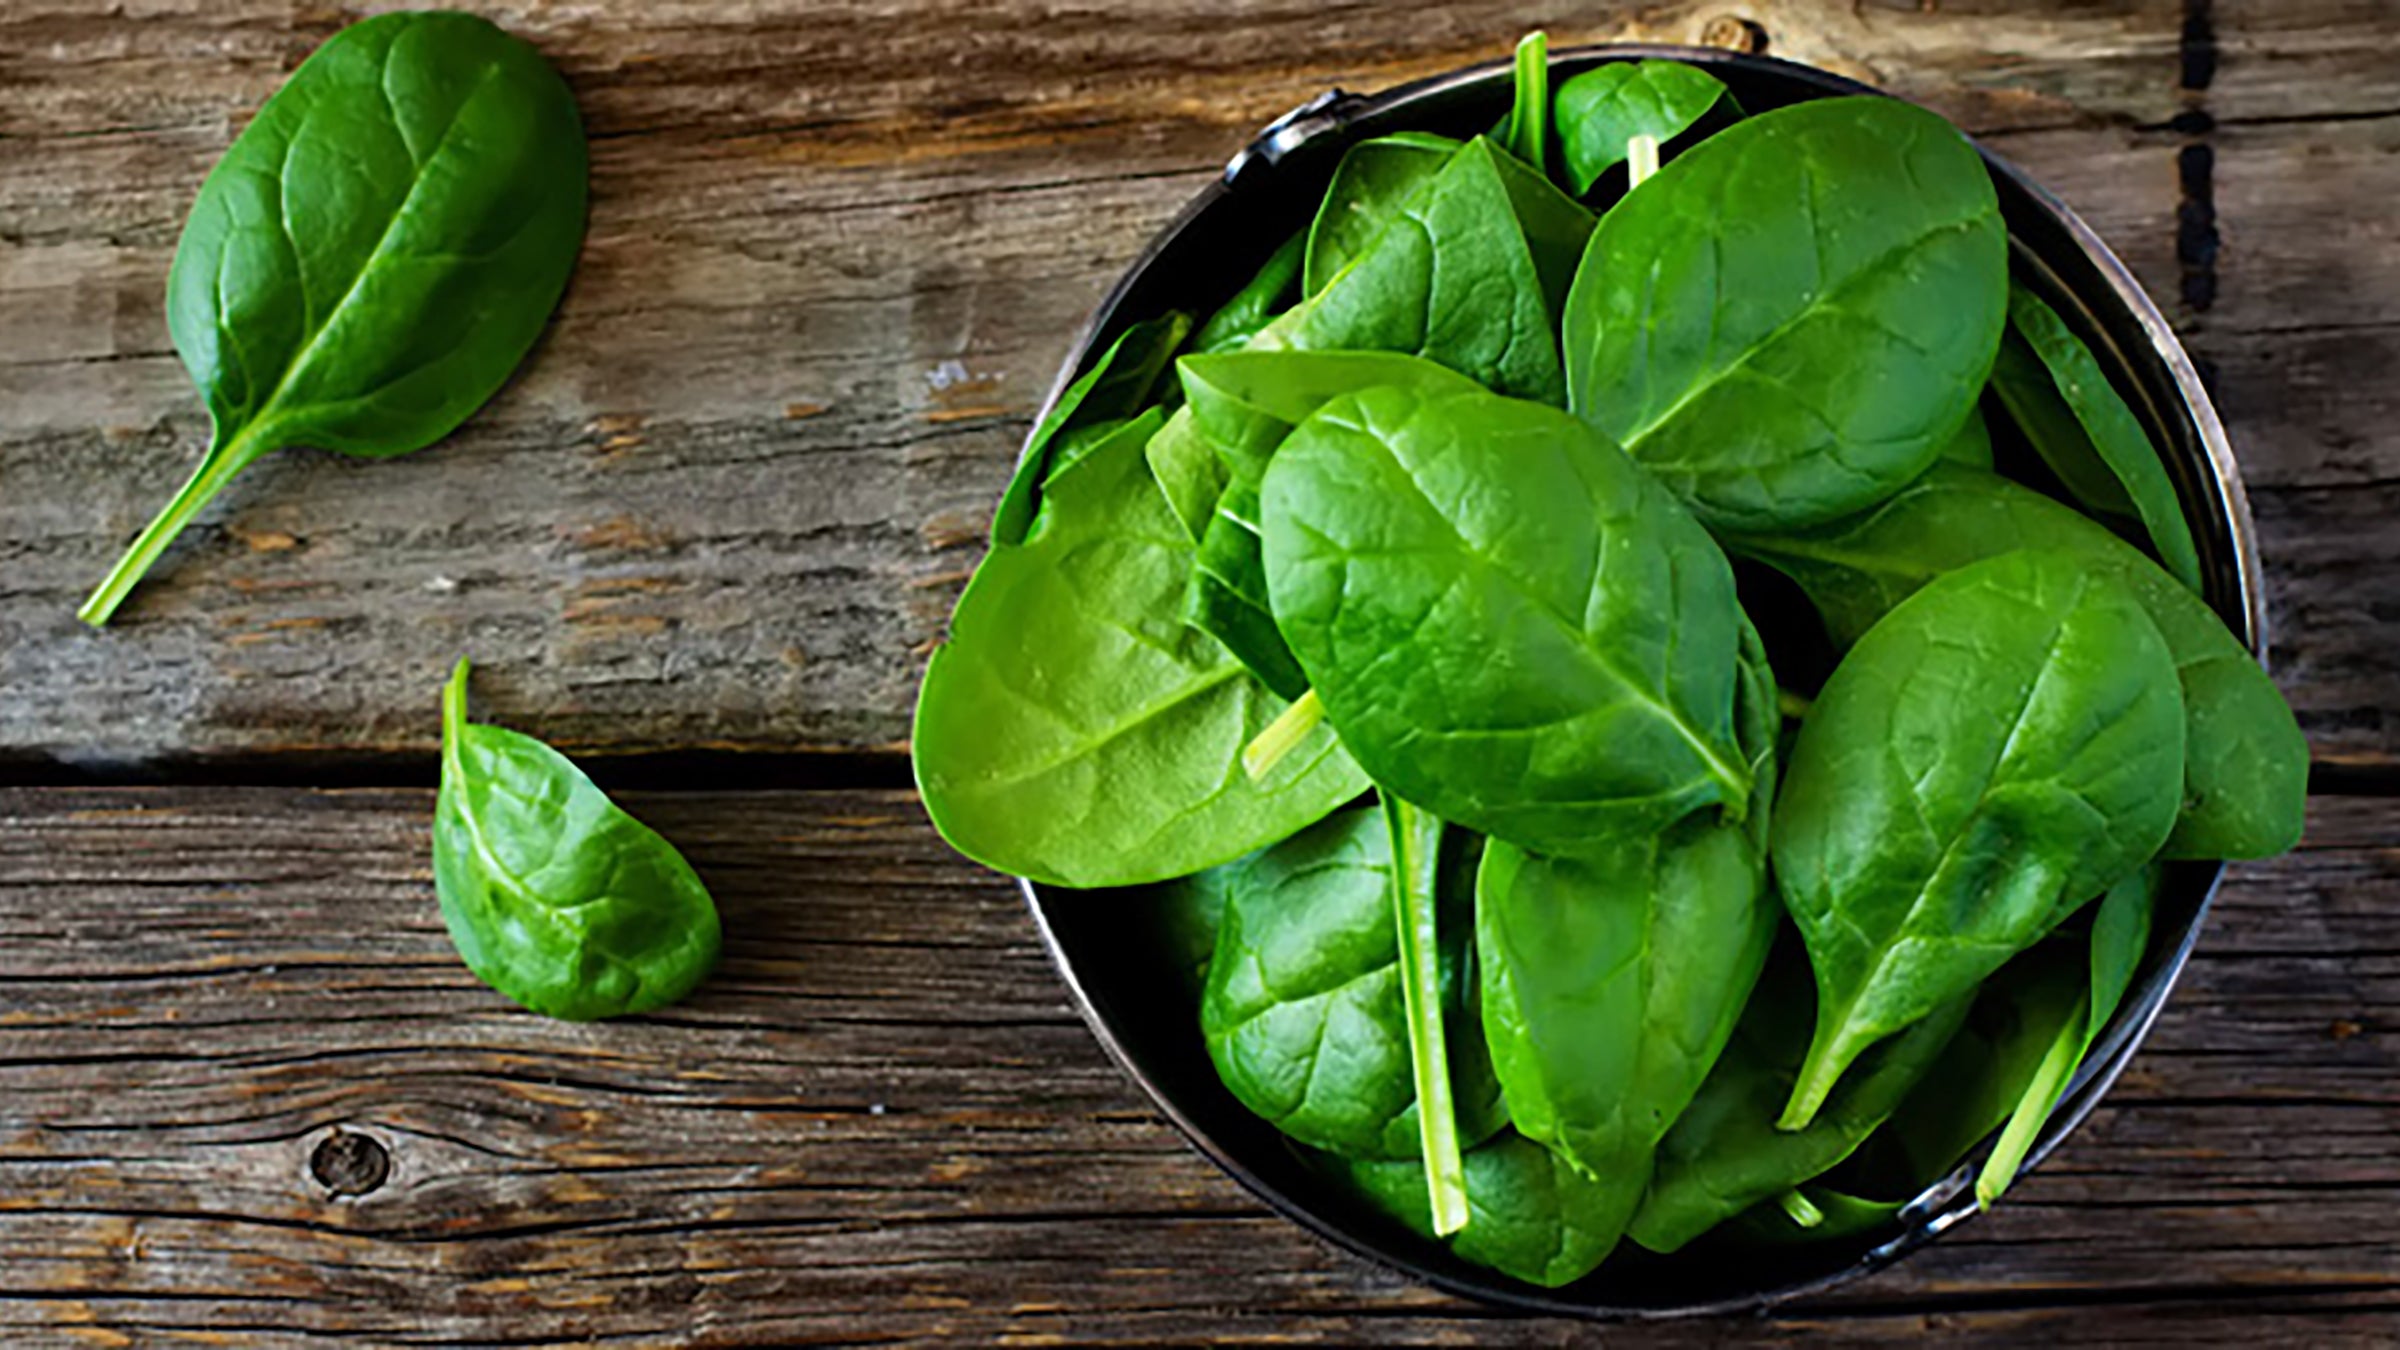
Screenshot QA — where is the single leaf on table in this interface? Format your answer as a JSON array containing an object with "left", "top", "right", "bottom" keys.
[
  {"left": 912, "top": 402, "right": 1366, "bottom": 889},
  {"left": 1553, "top": 59, "right": 1732, "bottom": 194},
  {"left": 1178, "top": 351, "right": 1488, "bottom": 699},
  {"left": 434, "top": 659, "right": 721, "bottom": 1020},
  {"left": 1988, "top": 283, "right": 2203, "bottom": 591},
  {"left": 1475, "top": 617, "right": 1779, "bottom": 1203},
  {"left": 1771, "top": 550, "right": 2185, "bottom": 1129},
  {"left": 1725, "top": 463, "right": 2305, "bottom": 860},
  {"left": 1628, "top": 948, "right": 1975, "bottom": 1255},
  {"left": 1262, "top": 383, "right": 1752, "bottom": 857},
  {"left": 1190, "top": 230, "right": 1306, "bottom": 355},
  {"left": 1327, "top": 1129, "right": 1627, "bottom": 1288},
  {"left": 82, "top": 11, "right": 589, "bottom": 625},
  {"left": 993, "top": 311, "right": 1190, "bottom": 546},
  {"left": 1200, "top": 806, "right": 1505, "bottom": 1160},
  {"left": 1975, "top": 864, "right": 2158, "bottom": 1207},
  {"left": 1563, "top": 96, "right": 2007, "bottom": 531}
]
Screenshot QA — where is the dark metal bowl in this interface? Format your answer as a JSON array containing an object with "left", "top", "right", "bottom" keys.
[{"left": 1016, "top": 44, "right": 2259, "bottom": 1318}]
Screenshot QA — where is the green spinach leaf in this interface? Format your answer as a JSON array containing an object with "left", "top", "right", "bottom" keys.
[
  {"left": 1496, "top": 31, "right": 1552, "bottom": 178},
  {"left": 1144, "top": 410, "right": 1226, "bottom": 543},
  {"left": 1328, "top": 1129, "right": 1626, "bottom": 1288},
  {"left": 1726, "top": 463, "right": 2306, "bottom": 860},
  {"left": 82, "top": 12, "right": 589, "bottom": 626},
  {"left": 1562, "top": 96, "right": 2006, "bottom": 531},
  {"left": 1772, "top": 550, "right": 2184, "bottom": 1128},
  {"left": 1628, "top": 949, "right": 1974, "bottom": 1255},
  {"left": 1989, "top": 283, "right": 2203, "bottom": 590},
  {"left": 1201, "top": 806, "right": 1505, "bottom": 1160},
  {"left": 1262, "top": 383, "right": 1751, "bottom": 856},
  {"left": 1942, "top": 404, "right": 1995, "bottom": 469},
  {"left": 1387, "top": 796, "right": 1472, "bottom": 1231},
  {"left": 913, "top": 398, "right": 1367, "bottom": 889},
  {"left": 1191, "top": 232, "right": 1306, "bottom": 355},
  {"left": 434, "top": 659, "right": 721, "bottom": 1020},
  {"left": 1553, "top": 60, "right": 1731, "bottom": 194},
  {"left": 993, "top": 312, "right": 1190, "bottom": 546},
  {"left": 1475, "top": 617, "right": 1779, "bottom": 1184}
]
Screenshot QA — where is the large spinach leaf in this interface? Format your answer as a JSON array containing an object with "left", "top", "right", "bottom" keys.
[
  {"left": 1727, "top": 463, "right": 2305, "bottom": 860},
  {"left": 1201, "top": 806, "right": 1505, "bottom": 1160},
  {"left": 1329, "top": 1129, "right": 1625, "bottom": 1288},
  {"left": 1262, "top": 383, "right": 1752, "bottom": 856},
  {"left": 1562, "top": 96, "right": 2006, "bottom": 531},
  {"left": 912, "top": 400, "right": 1367, "bottom": 889},
  {"left": 1989, "top": 283, "right": 2203, "bottom": 591},
  {"left": 1772, "top": 550, "right": 2184, "bottom": 1128},
  {"left": 1476, "top": 618, "right": 1778, "bottom": 1184},
  {"left": 1553, "top": 59, "right": 1731, "bottom": 195},
  {"left": 82, "top": 12, "right": 588, "bottom": 626},
  {"left": 1627, "top": 949, "right": 1974, "bottom": 1255},
  {"left": 434, "top": 659, "right": 721, "bottom": 1020},
  {"left": 993, "top": 312, "right": 1189, "bottom": 546}
]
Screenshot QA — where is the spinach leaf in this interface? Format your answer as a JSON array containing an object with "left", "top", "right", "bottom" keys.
[
  {"left": 1261, "top": 383, "right": 1752, "bottom": 857},
  {"left": 1144, "top": 410, "right": 1225, "bottom": 543},
  {"left": 993, "top": 312, "right": 1190, "bottom": 546},
  {"left": 1496, "top": 31, "right": 1551, "bottom": 179},
  {"left": 1191, "top": 232, "right": 1306, "bottom": 355},
  {"left": 1975, "top": 864, "right": 2157, "bottom": 1206},
  {"left": 1201, "top": 806, "right": 1505, "bottom": 1160},
  {"left": 1180, "top": 352, "right": 1488, "bottom": 697},
  {"left": 81, "top": 13, "right": 588, "bottom": 626},
  {"left": 1772, "top": 550, "right": 2184, "bottom": 1129},
  {"left": 1303, "top": 132, "right": 1455, "bottom": 298},
  {"left": 913, "top": 398, "right": 1367, "bottom": 889},
  {"left": 1562, "top": 96, "right": 2007, "bottom": 531},
  {"left": 1989, "top": 284, "right": 2203, "bottom": 591},
  {"left": 1275, "top": 137, "right": 1579, "bottom": 403},
  {"left": 1721, "top": 1185, "right": 1904, "bottom": 1246},
  {"left": 1627, "top": 949, "right": 1974, "bottom": 1255},
  {"left": 1475, "top": 617, "right": 1779, "bottom": 1185},
  {"left": 1726, "top": 464, "right": 2306, "bottom": 860},
  {"left": 1328, "top": 1129, "right": 1626, "bottom": 1288},
  {"left": 434, "top": 659, "right": 721, "bottom": 1020},
  {"left": 1151, "top": 859, "right": 1239, "bottom": 994},
  {"left": 1553, "top": 60, "right": 1731, "bottom": 195}
]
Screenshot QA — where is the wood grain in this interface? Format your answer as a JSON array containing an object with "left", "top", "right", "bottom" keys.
[
  {"left": 0, "top": 786, "right": 2393, "bottom": 1345},
  {"left": 0, "top": 0, "right": 2224, "bottom": 769}
]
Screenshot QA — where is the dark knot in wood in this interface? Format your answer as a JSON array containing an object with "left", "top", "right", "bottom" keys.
[
  {"left": 310, "top": 1129, "right": 391, "bottom": 1198},
  {"left": 1701, "top": 16, "right": 1771, "bottom": 55}
]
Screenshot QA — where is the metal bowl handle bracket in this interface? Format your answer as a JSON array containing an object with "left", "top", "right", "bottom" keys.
[{"left": 1225, "top": 90, "right": 1369, "bottom": 187}]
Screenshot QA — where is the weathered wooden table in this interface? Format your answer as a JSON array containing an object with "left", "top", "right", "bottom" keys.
[{"left": 3, "top": 1, "right": 2394, "bottom": 1343}]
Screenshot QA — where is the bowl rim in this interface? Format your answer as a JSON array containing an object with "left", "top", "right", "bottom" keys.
[{"left": 1012, "top": 41, "right": 2254, "bottom": 1319}]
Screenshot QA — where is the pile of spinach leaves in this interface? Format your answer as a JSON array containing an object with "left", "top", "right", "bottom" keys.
[{"left": 913, "top": 39, "right": 2308, "bottom": 1290}]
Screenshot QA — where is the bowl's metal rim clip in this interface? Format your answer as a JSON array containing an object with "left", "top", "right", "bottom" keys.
[{"left": 1224, "top": 89, "right": 1369, "bottom": 187}]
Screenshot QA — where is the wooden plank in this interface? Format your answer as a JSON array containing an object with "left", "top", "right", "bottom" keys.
[
  {"left": 0, "top": 785, "right": 2391, "bottom": 1343},
  {"left": 0, "top": 1, "right": 2190, "bottom": 767}
]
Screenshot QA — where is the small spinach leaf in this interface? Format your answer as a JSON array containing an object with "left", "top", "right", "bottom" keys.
[
  {"left": 1563, "top": 96, "right": 2007, "bottom": 531},
  {"left": 1989, "top": 283, "right": 2203, "bottom": 591},
  {"left": 1201, "top": 806, "right": 1505, "bottom": 1160},
  {"left": 1726, "top": 464, "right": 2306, "bottom": 860},
  {"left": 1144, "top": 410, "right": 1226, "bottom": 543},
  {"left": 913, "top": 401, "right": 1367, "bottom": 889},
  {"left": 1262, "top": 383, "right": 1751, "bottom": 856},
  {"left": 1191, "top": 232, "right": 1306, "bottom": 355},
  {"left": 1772, "top": 550, "right": 2184, "bottom": 1128},
  {"left": 993, "top": 311, "right": 1190, "bottom": 546},
  {"left": 1553, "top": 60, "right": 1731, "bottom": 195},
  {"left": 434, "top": 659, "right": 721, "bottom": 1020},
  {"left": 82, "top": 12, "right": 589, "bottom": 626},
  {"left": 1496, "top": 31, "right": 1552, "bottom": 179}
]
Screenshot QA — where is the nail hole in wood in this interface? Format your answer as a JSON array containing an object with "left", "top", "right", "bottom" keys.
[
  {"left": 1701, "top": 16, "right": 1771, "bottom": 54},
  {"left": 310, "top": 1128, "right": 390, "bottom": 1198}
]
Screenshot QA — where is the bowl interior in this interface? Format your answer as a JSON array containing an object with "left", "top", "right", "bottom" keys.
[{"left": 1024, "top": 45, "right": 2246, "bottom": 1318}]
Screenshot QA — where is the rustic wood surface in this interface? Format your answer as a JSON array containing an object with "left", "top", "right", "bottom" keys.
[{"left": 2, "top": 0, "right": 2396, "bottom": 1344}]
